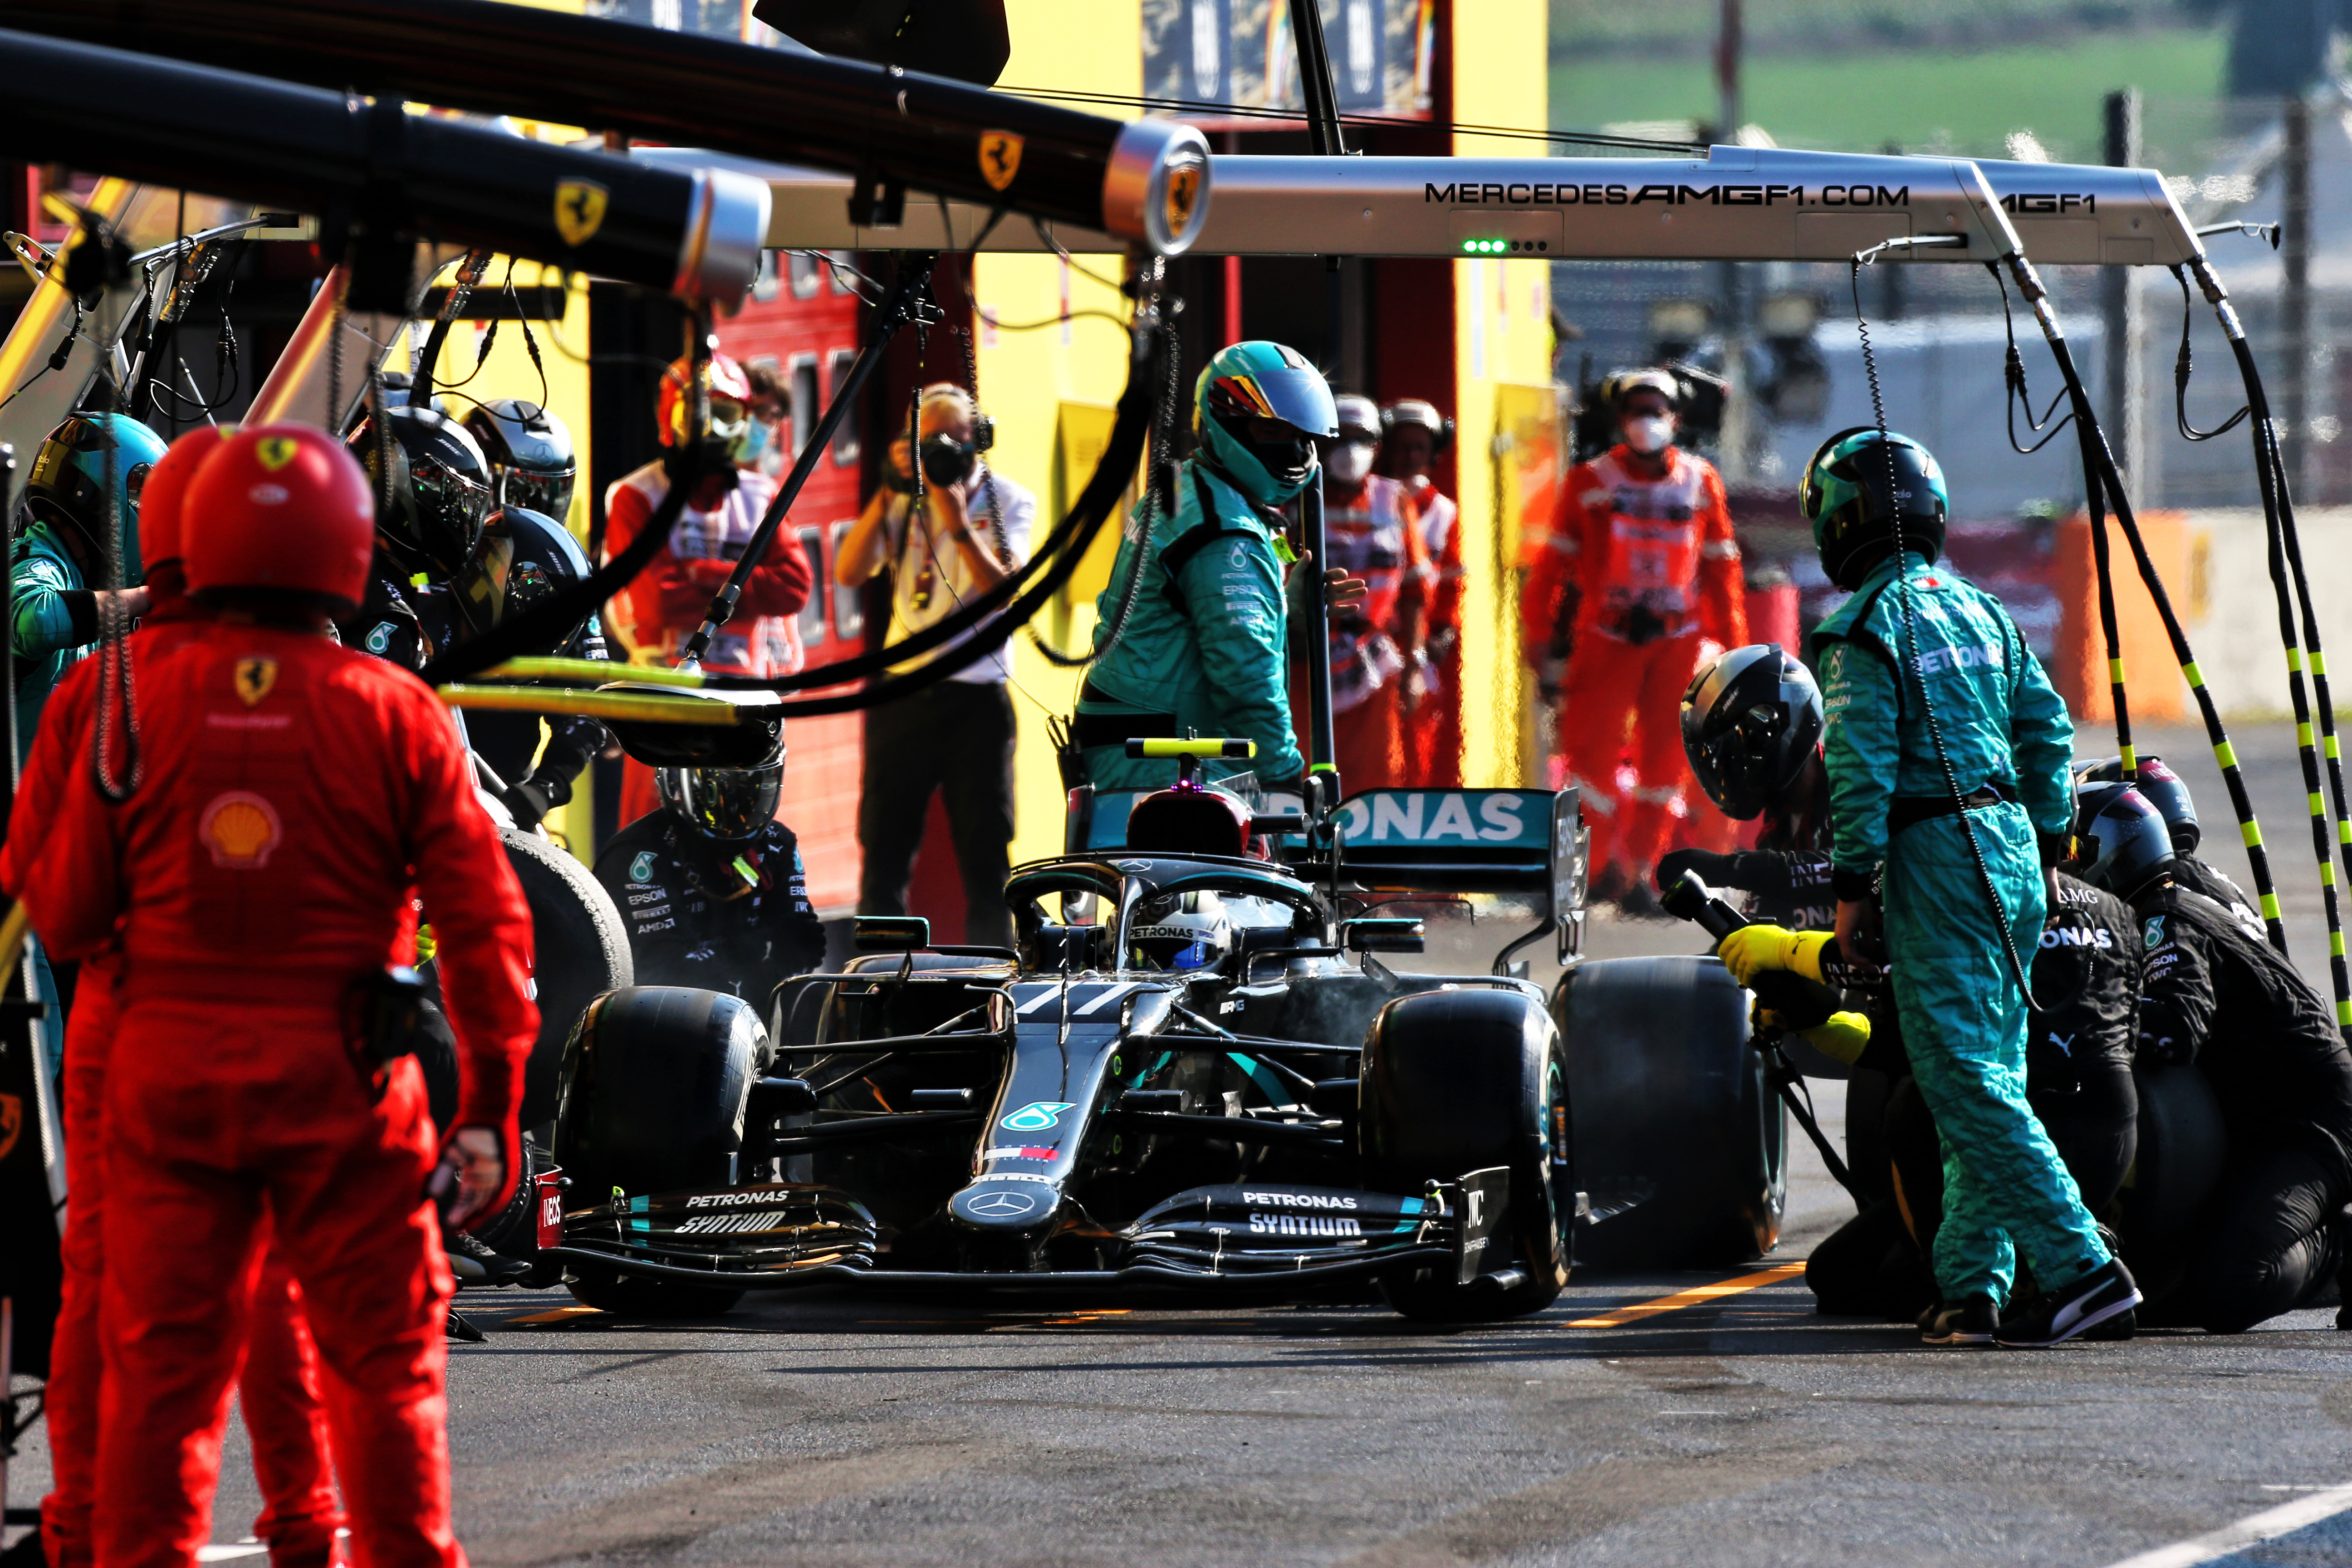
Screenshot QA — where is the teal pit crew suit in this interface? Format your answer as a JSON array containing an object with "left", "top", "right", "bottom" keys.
[
  {"left": 1813, "top": 494, "right": 2109, "bottom": 1309},
  {"left": 1077, "top": 341, "right": 1338, "bottom": 792}
]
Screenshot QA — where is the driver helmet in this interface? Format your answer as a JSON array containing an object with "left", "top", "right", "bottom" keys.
[
  {"left": 657, "top": 739, "right": 786, "bottom": 842},
  {"left": 1129, "top": 890, "right": 1233, "bottom": 973},
  {"left": 1681, "top": 643, "right": 1824, "bottom": 820},
  {"left": 2074, "top": 755, "right": 2199, "bottom": 855},
  {"left": 347, "top": 404, "right": 495, "bottom": 579},
  {"left": 1193, "top": 340, "right": 1338, "bottom": 507},
  {"left": 2069, "top": 781, "right": 2177, "bottom": 901},
  {"left": 24, "top": 412, "right": 167, "bottom": 581},
  {"left": 1801, "top": 427, "right": 1950, "bottom": 591},
  {"left": 464, "top": 398, "right": 577, "bottom": 522}
]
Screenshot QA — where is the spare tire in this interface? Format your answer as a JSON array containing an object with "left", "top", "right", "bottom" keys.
[
  {"left": 1557, "top": 954, "right": 1785, "bottom": 1269},
  {"left": 2120, "top": 1061, "right": 2226, "bottom": 1296}
]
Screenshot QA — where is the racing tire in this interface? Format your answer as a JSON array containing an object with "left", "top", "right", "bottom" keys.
[
  {"left": 1361, "top": 987, "right": 1568, "bottom": 1322},
  {"left": 1556, "top": 955, "right": 1786, "bottom": 1271},
  {"left": 464, "top": 1132, "right": 550, "bottom": 1261},
  {"left": 551, "top": 987, "right": 765, "bottom": 1318},
  {"left": 2119, "top": 1061, "right": 2225, "bottom": 1299}
]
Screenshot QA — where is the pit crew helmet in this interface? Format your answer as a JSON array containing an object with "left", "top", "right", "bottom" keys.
[
  {"left": 184, "top": 426, "right": 377, "bottom": 615},
  {"left": 1379, "top": 397, "right": 1454, "bottom": 453},
  {"left": 657, "top": 349, "right": 755, "bottom": 452},
  {"left": 24, "top": 412, "right": 167, "bottom": 579},
  {"left": 1681, "top": 643, "right": 1825, "bottom": 820},
  {"left": 2069, "top": 782, "right": 2177, "bottom": 901},
  {"left": 1129, "top": 889, "right": 1233, "bottom": 972},
  {"left": 137, "top": 423, "right": 235, "bottom": 572},
  {"left": 450, "top": 506, "right": 594, "bottom": 645},
  {"left": 348, "top": 404, "right": 495, "bottom": 579},
  {"left": 2075, "top": 754, "right": 2200, "bottom": 855},
  {"left": 657, "top": 731, "right": 786, "bottom": 842},
  {"left": 1194, "top": 341, "right": 1338, "bottom": 507},
  {"left": 1801, "top": 427, "right": 1950, "bottom": 591},
  {"left": 465, "top": 398, "right": 578, "bottom": 523}
]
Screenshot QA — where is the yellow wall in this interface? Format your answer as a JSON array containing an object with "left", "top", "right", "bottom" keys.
[
  {"left": 987, "top": 2, "right": 1147, "bottom": 867},
  {"left": 1450, "top": 0, "right": 1551, "bottom": 788}
]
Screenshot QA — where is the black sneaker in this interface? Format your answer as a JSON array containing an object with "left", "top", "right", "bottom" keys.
[
  {"left": 1920, "top": 1295, "right": 1997, "bottom": 1345},
  {"left": 1994, "top": 1258, "right": 2141, "bottom": 1348},
  {"left": 447, "top": 1227, "right": 532, "bottom": 1286}
]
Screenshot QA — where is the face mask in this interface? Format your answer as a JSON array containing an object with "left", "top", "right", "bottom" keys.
[
  {"left": 729, "top": 419, "right": 770, "bottom": 467},
  {"left": 1324, "top": 440, "right": 1375, "bottom": 486},
  {"left": 920, "top": 432, "right": 978, "bottom": 487},
  {"left": 1624, "top": 414, "right": 1674, "bottom": 455}
]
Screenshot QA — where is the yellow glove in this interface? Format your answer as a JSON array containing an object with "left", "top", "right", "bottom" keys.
[
  {"left": 1799, "top": 1010, "right": 1872, "bottom": 1065},
  {"left": 1716, "top": 925, "right": 1835, "bottom": 985}
]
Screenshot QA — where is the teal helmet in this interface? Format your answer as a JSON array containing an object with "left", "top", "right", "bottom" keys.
[
  {"left": 1193, "top": 341, "right": 1338, "bottom": 506},
  {"left": 23, "top": 412, "right": 166, "bottom": 582},
  {"left": 1800, "top": 426, "right": 1949, "bottom": 591}
]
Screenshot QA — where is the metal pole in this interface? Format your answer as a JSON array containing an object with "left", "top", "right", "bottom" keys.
[
  {"left": 1286, "top": 0, "right": 1348, "bottom": 157},
  {"left": 2282, "top": 92, "right": 2312, "bottom": 498},
  {"left": 2102, "top": 88, "right": 2145, "bottom": 496},
  {"left": 1300, "top": 466, "right": 1338, "bottom": 799}
]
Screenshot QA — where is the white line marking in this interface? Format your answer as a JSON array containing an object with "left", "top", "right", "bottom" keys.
[
  {"left": 1016, "top": 988, "right": 1060, "bottom": 1015},
  {"left": 196, "top": 1547, "right": 268, "bottom": 1563},
  {"left": 2101, "top": 1481, "right": 2352, "bottom": 1568},
  {"left": 1074, "top": 981, "right": 1141, "bottom": 1016}
]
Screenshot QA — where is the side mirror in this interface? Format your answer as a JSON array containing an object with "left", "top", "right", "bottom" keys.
[
  {"left": 854, "top": 915, "right": 931, "bottom": 952},
  {"left": 1342, "top": 917, "right": 1425, "bottom": 955}
]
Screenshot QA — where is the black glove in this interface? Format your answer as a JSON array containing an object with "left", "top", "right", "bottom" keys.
[
  {"left": 2137, "top": 1026, "right": 2192, "bottom": 1067},
  {"left": 500, "top": 771, "right": 568, "bottom": 831},
  {"left": 2038, "top": 829, "right": 2073, "bottom": 868},
  {"left": 1655, "top": 848, "right": 1737, "bottom": 893}
]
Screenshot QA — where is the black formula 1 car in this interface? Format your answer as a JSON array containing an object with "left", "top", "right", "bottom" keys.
[{"left": 536, "top": 760, "right": 1785, "bottom": 1318}]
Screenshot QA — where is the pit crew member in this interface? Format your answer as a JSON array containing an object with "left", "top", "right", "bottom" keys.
[
  {"left": 1384, "top": 398, "right": 1464, "bottom": 786},
  {"left": 18, "top": 424, "right": 537, "bottom": 1568},
  {"left": 2075, "top": 754, "right": 2263, "bottom": 933},
  {"left": 339, "top": 403, "right": 495, "bottom": 670},
  {"left": 1313, "top": 394, "right": 1429, "bottom": 791}
]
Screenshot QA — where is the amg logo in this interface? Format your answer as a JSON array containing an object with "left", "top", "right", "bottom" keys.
[
  {"left": 1423, "top": 181, "right": 1908, "bottom": 209},
  {"left": 674, "top": 1210, "right": 781, "bottom": 1235},
  {"left": 1250, "top": 1212, "right": 1364, "bottom": 1238},
  {"left": 686, "top": 1191, "right": 773, "bottom": 1208},
  {"left": 1243, "top": 1190, "right": 1359, "bottom": 1210}
]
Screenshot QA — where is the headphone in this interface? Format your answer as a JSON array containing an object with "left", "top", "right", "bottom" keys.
[{"left": 1379, "top": 401, "right": 1455, "bottom": 455}]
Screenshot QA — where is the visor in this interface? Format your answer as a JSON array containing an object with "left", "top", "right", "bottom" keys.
[
  {"left": 500, "top": 466, "right": 575, "bottom": 521},
  {"left": 1213, "top": 363, "right": 1338, "bottom": 438},
  {"left": 668, "top": 763, "right": 783, "bottom": 840}
]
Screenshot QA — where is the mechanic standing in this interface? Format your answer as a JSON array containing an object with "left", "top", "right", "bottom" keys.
[
  {"left": 834, "top": 384, "right": 1034, "bottom": 950},
  {"left": 1384, "top": 399, "right": 1464, "bottom": 787},
  {"left": 2071, "top": 784, "right": 2352, "bottom": 1332},
  {"left": 592, "top": 737, "right": 826, "bottom": 992},
  {"left": 1074, "top": 341, "right": 1360, "bottom": 794},
  {"left": 1316, "top": 394, "right": 1430, "bottom": 791},
  {"left": 1523, "top": 371, "right": 1746, "bottom": 910},
  {"left": 4, "top": 426, "right": 342, "bottom": 1568},
  {"left": 1759, "top": 428, "right": 2132, "bottom": 1347},
  {"left": 18, "top": 425, "right": 537, "bottom": 1568},
  {"left": 605, "top": 349, "right": 811, "bottom": 824}
]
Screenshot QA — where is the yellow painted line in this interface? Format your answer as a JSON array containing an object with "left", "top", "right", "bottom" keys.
[
  {"left": 1566, "top": 1261, "right": 1807, "bottom": 1329},
  {"left": 507, "top": 1305, "right": 608, "bottom": 1324}
]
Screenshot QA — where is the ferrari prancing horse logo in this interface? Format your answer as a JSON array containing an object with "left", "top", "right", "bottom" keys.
[
  {"left": 978, "top": 131, "right": 1023, "bottom": 192},
  {"left": 235, "top": 656, "right": 278, "bottom": 706},
  {"left": 555, "top": 179, "right": 609, "bottom": 248}
]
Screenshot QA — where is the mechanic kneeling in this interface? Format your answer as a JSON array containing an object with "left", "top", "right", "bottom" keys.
[
  {"left": 592, "top": 736, "right": 826, "bottom": 994},
  {"left": 17, "top": 425, "right": 538, "bottom": 1568},
  {"left": 2071, "top": 783, "right": 2352, "bottom": 1333}
]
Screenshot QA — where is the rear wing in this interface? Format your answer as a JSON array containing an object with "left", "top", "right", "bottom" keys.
[{"left": 1330, "top": 789, "right": 1589, "bottom": 962}]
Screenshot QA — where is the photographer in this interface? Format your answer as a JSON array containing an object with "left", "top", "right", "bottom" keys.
[{"left": 834, "top": 383, "right": 1033, "bottom": 950}]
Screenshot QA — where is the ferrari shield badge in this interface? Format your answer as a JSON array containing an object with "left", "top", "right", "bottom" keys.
[
  {"left": 0, "top": 1093, "right": 20, "bottom": 1162},
  {"left": 1164, "top": 161, "right": 1202, "bottom": 234},
  {"left": 554, "top": 179, "right": 609, "bottom": 247},
  {"left": 978, "top": 131, "right": 1024, "bottom": 192},
  {"left": 234, "top": 656, "right": 278, "bottom": 706},
  {"left": 254, "top": 434, "right": 300, "bottom": 472}
]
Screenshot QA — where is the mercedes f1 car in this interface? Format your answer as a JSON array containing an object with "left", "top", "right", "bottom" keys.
[{"left": 536, "top": 744, "right": 1786, "bottom": 1320}]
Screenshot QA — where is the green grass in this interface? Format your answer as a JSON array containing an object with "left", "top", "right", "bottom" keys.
[
  {"left": 1552, "top": 24, "right": 2229, "bottom": 168},
  {"left": 1551, "top": 0, "right": 2193, "bottom": 58}
]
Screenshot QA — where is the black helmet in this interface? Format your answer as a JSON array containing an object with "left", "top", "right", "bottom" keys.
[
  {"left": 657, "top": 732, "right": 785, "bottom": 842},
  {"left": 1801, "top": 427, "right": 1950, "bottom": 591},
  {"left": 451, "top": 506, "right": 594, "bottom": 646},
  {"left": 1128, "top": 890, "right": 1234, "bottom": 973},
  {"left": 464, "top": 399, "right": 577, "bottom": 523},
  {"left": 2070, "top": 782, "right": 2176, "bottom": 900},
  {"left": 1681, "top": 643, "right": 1825, "bottom": 820},
  {"left": 348, "top": 405, "right": 494, "bottom": 578},
  {"left": 2075, "top": 755, "right": 2199, "bottom": 855}
]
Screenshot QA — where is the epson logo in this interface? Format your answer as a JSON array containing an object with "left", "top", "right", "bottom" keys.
[{"left": 1243, "top": 1190, "right": 1358, "bottom": 1210}]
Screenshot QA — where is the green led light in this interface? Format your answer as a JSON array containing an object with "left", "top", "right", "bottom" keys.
[{"left": 1461, "top": 238, "right": 1509, "bottom": 255}]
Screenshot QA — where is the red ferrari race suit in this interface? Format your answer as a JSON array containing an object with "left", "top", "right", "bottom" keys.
[
  {"left": 1401, "top": 477, "right": 1464, "bottom": 787},
  {"left": 2, "top": 595, "right": 342, "bottom": 1568},
  {"left": 22, "top": 620, "right": 536, "bottom": 1568},
  {"left": 603, "top": 463, "right": 812, "bottom": 823},
  {"left": 1524, "top": 444, "right": 1745, "bottom": 878},
  {"left": 1316, "top": 473, "right": 1431, "bottom": 790}
]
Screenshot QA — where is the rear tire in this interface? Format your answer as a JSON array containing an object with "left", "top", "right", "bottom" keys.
[
  {"left": 1361, "top": 987, "right": 1567, "bottom": 1322},
  {"left": 550, "top": 986, "right": 765, "bottom": 1318},
  {"left": 1557, "top": 955, "right": 1785, "bottom": 1270},
  {"left": 2120, "top": 1061, "right": 2225, "bottom": 1303}
]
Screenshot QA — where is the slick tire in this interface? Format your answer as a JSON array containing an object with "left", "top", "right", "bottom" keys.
[
  {"left": 1361, "top": 986, "right": 1567, "bottom": 1323},
  {"left": 465, "top": 1132, "right": 549, "bottom": 1262},
  {"left": 2121, "top": 1061, "right": 2226, "bottom": 1291},
  {"left": 1557, "top": 955, "right": 1786, "bottom": 1270}
]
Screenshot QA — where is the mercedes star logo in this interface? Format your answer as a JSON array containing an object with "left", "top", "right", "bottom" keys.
[{"left": 965, "top": 1190, "right": 1039, "bottom": 1217}]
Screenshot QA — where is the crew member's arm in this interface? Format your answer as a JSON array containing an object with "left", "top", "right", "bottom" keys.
[
  {"left": 600, "top": 477, "right": 664, "bottom": 655},
  {"left": 1695, "top": 463, "right": 1748, "bottom": 647},
  {"left": 11, "top": 541, "right": 88, "bottom": 664},
  {"left": 1178, "top": 526, "right": 1305, "bottom": 784},
  {"left": 2005, "top": 609, "right": 2078, "bottom": 857},
  {"left": 9, "top": 663, "right": 121, "bottom": 959},
  {"left": 1396, "top": 496, "right": 1432, "bottom": 704},
  {"left": 2136, "top": 907, "right": 2212, "bottom": 1064},
  {"left": 928, "top": 471, "right": 1021, "bottom": 593},
  {"left": 1521, "top": 469, "right": 1589, "bottom": 670},
  {"left": 729, "top": 489, "right": 815, "bottom": 618},
  {"left": 767, "top": 834, "right": 828, "bottom": 976},
  {"left": 1819, "top": 634, "right": 1899, "bottom": 908}
]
